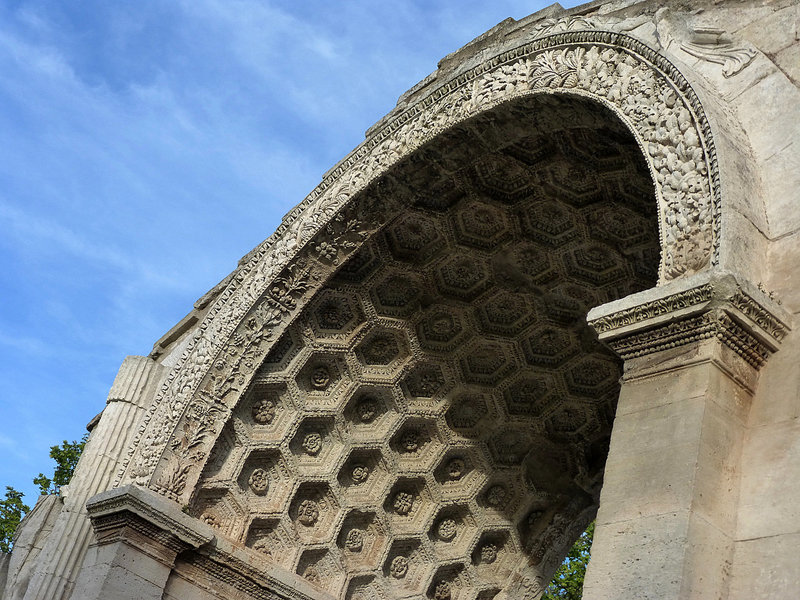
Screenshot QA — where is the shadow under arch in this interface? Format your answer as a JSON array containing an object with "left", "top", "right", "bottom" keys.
[
  {"left": 120, "top": 28, "right": 725, "bottom": 512},
  {"left": 184, "top": 93, "right": 661, "bottom": 599}
]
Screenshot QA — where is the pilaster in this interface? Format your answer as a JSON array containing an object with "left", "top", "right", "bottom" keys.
[
  {"left": 70, "top": 485, "right": 214, "bottom": 600},
  {"left": 581, "top": 271, "right": 790, "bottom": 600},
  {"left": 18, "top": 355, "right": 163, "bottom": 600}
]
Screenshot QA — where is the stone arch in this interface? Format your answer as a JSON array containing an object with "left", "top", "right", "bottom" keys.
[
  {"left": 116, "top": 19, "right": 730, "bottom": 599},
  {"left": 178, "top": 92, "right": 661, "bottom": 598}
]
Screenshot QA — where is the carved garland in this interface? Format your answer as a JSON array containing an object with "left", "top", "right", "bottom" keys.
[{"left": 117, "top": 21, "right": 722, "bottom": 502}]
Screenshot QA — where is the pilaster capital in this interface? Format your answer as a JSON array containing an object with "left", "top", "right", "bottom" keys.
[
  {"left": 86, "top": 484, "right": 215, "bottom": 554},
  {"left": 587, "top": 271, "right": 791, "bottom": 369}
]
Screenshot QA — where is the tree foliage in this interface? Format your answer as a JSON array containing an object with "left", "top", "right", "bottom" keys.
[
  {"left": 33, "top": 434, "right": 88, "bottom": 495},
  {"left": 0, "top": 487, "right": 30, "bottom": 553},
  {"left": 1, "top": 434, "right": 87, "bottom": 553},
  {"left": 542, "top": 522, "right": 594, "bottom": 600}
]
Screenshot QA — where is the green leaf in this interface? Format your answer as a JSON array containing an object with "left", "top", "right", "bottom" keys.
[
  {"left": 542, "top": 522, "right": 594, "bottom": 600},
  {"left": 0, "top": 487, "right": 30, "bottom": 553},
  {"left": 34, "top": 434, "right": 88, "bottom": 495}
]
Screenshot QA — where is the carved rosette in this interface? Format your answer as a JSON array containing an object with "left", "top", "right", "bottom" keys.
[{"left": 120, "top": 19, "right": 723, "bottom": 513}]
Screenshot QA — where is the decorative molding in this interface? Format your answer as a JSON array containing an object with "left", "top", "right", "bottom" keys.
[
  {"left": 180, "top": 546, "right": 327, "bottom": 600},
  {"left": 589, "top": 273, "right": 790, "bottom": 368},
  {"left": 680, "top": 28, "right": 758, "bottom": 78},
  {"left": 86, "top": 485, "right": 215, "bottom": 550},
  {"left": 589, "top": 284, "right": 713, "bottom": 334},
  {"left": 730, "top": 290, "right": 789, "bottom": 342}
]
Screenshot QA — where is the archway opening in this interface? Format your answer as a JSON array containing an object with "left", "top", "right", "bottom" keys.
[{"left": 191, "top": 94, "right": 660, "bottom": 599}]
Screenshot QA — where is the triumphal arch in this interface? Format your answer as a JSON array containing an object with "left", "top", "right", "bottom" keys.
[{"left": 4, "top": 0, "right": 800, "bottom": 598}]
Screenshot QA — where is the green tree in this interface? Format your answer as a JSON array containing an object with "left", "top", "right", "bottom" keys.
[
  {"left": 542, "top": 522, "right": 594, "bottom": 600},
  {"left": 1, "top": 434, "right": 88, "bottom": 553},
  {"left": 0, "top": 487, "right": 30, "bottom": 553},
  {"left": 33, "top": 434, "right": 88, "bottom": 495}
]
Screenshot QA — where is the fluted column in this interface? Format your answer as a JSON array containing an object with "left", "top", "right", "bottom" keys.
[
  {"left": 581, "top": 272, "right": 790, "bottom": 600},
  {"left": 17, "top": 356, "right": 164, "bottom": 600}
]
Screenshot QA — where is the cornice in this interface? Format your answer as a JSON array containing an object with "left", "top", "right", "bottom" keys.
[{"left": 587, "top": 271, "right": 791, "bottom": 367}]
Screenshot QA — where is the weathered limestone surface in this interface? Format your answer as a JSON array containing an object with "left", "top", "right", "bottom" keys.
[
  {"left": 70, "top": 485, "right": 215, "bottom": 600},
  {"left": 3, "top": 357, "right": 166, "bottom": 600},
  {"left": 4, "top": 1, "right": 800, "bottom": 599},
  {"left": 583, "top": 272, "right": 789, "bottom": 598}
]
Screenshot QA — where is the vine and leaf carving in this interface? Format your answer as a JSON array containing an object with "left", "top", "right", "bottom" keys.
[{"left": 151, "top": 203, "right": 384, "bottom": 498}]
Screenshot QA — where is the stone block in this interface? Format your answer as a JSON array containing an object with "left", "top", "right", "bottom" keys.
[
  {"left": 761, "top": 140, "right": 800, "bottom": 238},
  {"left": 691, "top": 399, "right": 744, "bottom": 532},
  {"left": 737, "top": 418, "right": 800, "bottom": 540},
  {"left": 597, "top": 397, "right": 706, "bottom": 525},
  {"left": 749, "top": 328, "right": 800, "bottom": 426},
  {"left": 774, "top": 42, "right": 800, "bottom": 86},
  {"left": 734, "top": 70, "right": 800, "bottom": 162},
  {"left": 598, "top": 393, "right": 743, "bottom": 531},
  {"left": 617, "top": 354, "right": 750, "bottom": 421},
  {"left": 729, "top": 532, "right": 800, "bottom": 600},
  {"left": 585, "top": 511, "right": 732, "bottom": 600},
  {"left": 73, "top": 564, "right": 165, "bottom": 600},
  {"left": 737, "top": 5, "right": 800, "bottom": 55}
]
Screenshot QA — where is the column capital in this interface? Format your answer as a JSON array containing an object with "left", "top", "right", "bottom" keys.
[{"left": 587, "top": 271, "right": 791, "bottom": 369}]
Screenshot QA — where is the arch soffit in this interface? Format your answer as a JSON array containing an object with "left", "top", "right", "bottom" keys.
[{"left": 118, "top": 18, "right": 723, "bottom": 502}]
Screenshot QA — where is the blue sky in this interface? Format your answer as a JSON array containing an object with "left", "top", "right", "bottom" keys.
[{"left": 0, "top": 0, "right": 583, "bottom": 506}]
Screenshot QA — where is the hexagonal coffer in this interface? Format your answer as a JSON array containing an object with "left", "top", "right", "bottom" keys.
[
  {"left": 245, "top": 518, "right": 297, "bottom": 569},
  {"left": 289, "top": 417, "right": 343, "bottom": 474},
  {"left": 416, "top": 305, "right": 472, "bottom": 353},
  {"left": 383, "top": 538, "right": 429, "bottom": 593},
  {"left": 354, "top": 327, "right": 409, "bottom": 368},
  {"left": 337, "top": 448, "right": 390, "bottom": 504},
  {"left": 452, "top": 201, "right": 509, "bottom": 249},
  {"left": 502, "top": 374, "right": 559, "bottom": 418},
  {"left": 336, "top": 510, "right": 387, "bottom": 571},
  {"left": 521, "top": 326, "right": 578, "bottom": 368},
  {"left": 371, "top": 272, "right": 424, "bottom": 318},
  {"left": 289, "top": 483, "right": 340, "bottom": 544},
  {"left": 383, "top": 477, "right": 435, "bottom": 534},
  {"left": 400, "top": 362, "right": 449, "bottom": 401},
  {"left": 475, "top": 289, "right": 536, "bottom": 336},
  {"left": 434, "top": 255, "right": 491, "bottom": 301},
  {"left": 293, "top": 352, "right": 352, "bottom": 410},
  {"left": 488, "top": 428, "right": 535, "bottom": 467},
  {"left": 390, "top": 419, "right": 442, "bottom": 472},
  {"left": 429, "top": 505, "right": 476, "bottom": 559},
  {"left": 343, "top": 385, "right": 395, "bottom": 434},
  {"left": 433, "top": 449, "right": 486, "bottom": 501},
  {"left": 236, "top": 449, "right": 292, "bottom": 513},
  {"left": 458, "top": 340, "right": 518, "bottom": 386},
  {"left": 445, "top": 391, "right": 493, "bottom": 438},
  {"left": 384, "top": 213, "right": 446, "bottom": 265},
  {"left": 309, "top": 291, "right": 363, "bottom": 339},
  {"left": 518, "top": 199, "right": 580, "bottom": 247},
  {"left": 296, "top": 548, "right": 343, "bottom": 594}
]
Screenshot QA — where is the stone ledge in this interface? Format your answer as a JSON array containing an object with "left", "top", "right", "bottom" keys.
[
  {"left": 587, "top": 270, "right": 792, "bottom": 367},
  {"left": 86, "top": 485, "right": 215, "bottom": 550}
]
